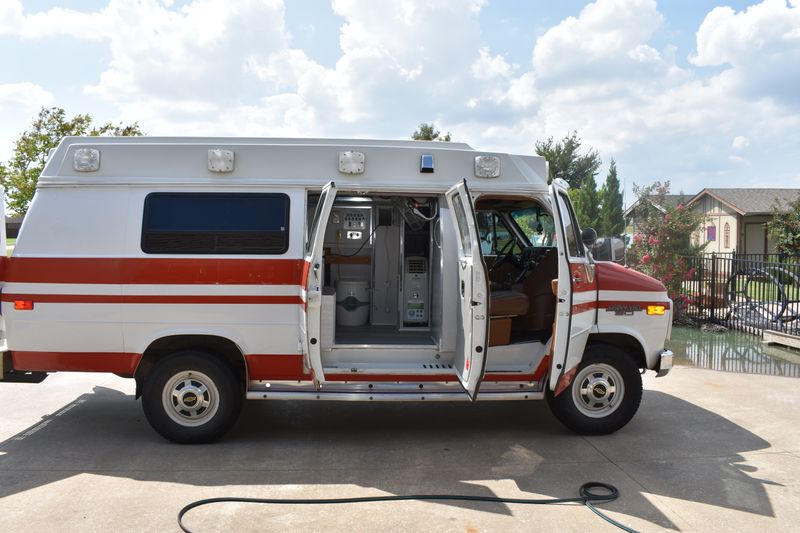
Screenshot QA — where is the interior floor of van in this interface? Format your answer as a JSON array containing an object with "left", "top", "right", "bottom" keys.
[{"left": 335, "top": 326, "right": 436, "bottom": 346}]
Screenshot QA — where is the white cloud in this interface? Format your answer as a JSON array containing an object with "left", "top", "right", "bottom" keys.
[
  {"left": 2, "top": 0, "right": 800, "bottom": 193},
  {"left": 732, "top": 135, "right": 750, "bottom": 149},
  {"left": 533, "top": 0, "right": 665, "bottom": 87},
  {"left": 470, "top": 47, "right": 512, "bottom": 80},
  {"left": 0, "top": 0, "right": 109, "bottom": 40},
  {"left": 0, "top": 82, "right": 54, "bottom": 111},
  {"left": 691, "top": 0, "right": 800, "bottom": 104}
]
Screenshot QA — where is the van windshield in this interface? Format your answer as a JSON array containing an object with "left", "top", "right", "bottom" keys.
[{"left": 510, "top": 207, "right": 556, "bottom": 247}]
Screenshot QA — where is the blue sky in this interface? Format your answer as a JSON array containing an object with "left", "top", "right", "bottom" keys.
[{"left": 1, "top": 0, "right": 799, "bottom": 205}]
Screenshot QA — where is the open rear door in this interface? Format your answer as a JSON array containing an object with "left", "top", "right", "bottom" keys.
[
  {"left": 549, "top": 179, "right": 597, "bottom": 395},
  {"left": 304, "top": 181, "right": 337, "bottom": 386},
  {"left": 445, "top": 180, "right": 489, "bottom": 400}
]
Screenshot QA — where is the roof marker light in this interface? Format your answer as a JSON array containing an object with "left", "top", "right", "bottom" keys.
[
  {"left": 339, "top": 151, "right": 365, "bottom": 174},
  {"left": 73, "top": 148, "right": 100, "bottom": 172},
  {"left": 420, "top": 154, "right": 434, "bottom": 173},
  {"left": 474, "top": 155, "right": 500, "bottom": 178},
  {"left": 208, "top": 149, "right": 234, "bottom": 173}
]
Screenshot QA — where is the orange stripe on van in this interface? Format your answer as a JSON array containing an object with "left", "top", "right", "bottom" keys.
[{"left": 3, "top": 257, "right": 308, "bottom": 285}]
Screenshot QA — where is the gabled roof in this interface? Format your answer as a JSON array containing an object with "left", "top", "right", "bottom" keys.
[
  {"left": 624, "top": 194, "right": 691, "bottom": 217},
  {"left": 687, "top": 188, "right": 800, "bottom": 215}
]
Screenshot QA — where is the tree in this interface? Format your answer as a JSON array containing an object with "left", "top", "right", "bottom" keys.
[
  {"left": 534, "top": 131, "right": 600, "bottom": 188},
  {"left": 570, "top": 173, "right": 600, "bottom": 230},
  {"left": 0, "top": 107, "right": 143, "bottom": 215},
  {"left": 626, "top": 181, "right": 705, "bottom": 317},
  {"left": 766, "top": 196, "right": 800, "bottom": 255},
  {"left": 411, "top": 123, "right": 451, "bottom": 141},
  {"left": 598, "top": 159, "right": 625, "bottom": 237}
]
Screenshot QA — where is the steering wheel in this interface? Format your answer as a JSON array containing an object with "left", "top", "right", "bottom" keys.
[
  {"left": 490, "top": 239, "right": 524, "bottom": 271},
  {"left": 512, "top": 247, "right": 551, "bottom": 284}
]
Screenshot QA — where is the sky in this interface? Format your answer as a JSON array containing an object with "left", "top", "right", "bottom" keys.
[{"left": 1, "top": 0, "right": 799, "bottom": 205}]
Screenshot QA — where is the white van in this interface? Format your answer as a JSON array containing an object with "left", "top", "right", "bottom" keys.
[{"left": 0, "top": 137, "right": 673, "bottom": 443}]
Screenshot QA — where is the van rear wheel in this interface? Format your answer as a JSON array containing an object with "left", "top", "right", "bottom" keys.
[
  {"left": 141, "top": 350, "right": 243, "bottom": 443},
  {"left": 546, "top": 344, "right": 642, "bottom": 435}
]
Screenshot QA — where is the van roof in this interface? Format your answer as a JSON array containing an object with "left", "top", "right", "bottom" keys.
[{"left": 40, "top": 136, "right": 549, "bottom": 193}]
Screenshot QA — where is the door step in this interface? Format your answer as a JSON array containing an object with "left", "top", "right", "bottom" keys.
[{"left": 246, "top": 379, "right": 544, "bottom": 401}]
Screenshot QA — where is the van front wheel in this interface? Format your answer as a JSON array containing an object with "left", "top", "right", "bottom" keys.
[
  {"left": 141, "top": 351, "right": 243, "bottom": 443},
  {"left": 546, "top": 345, "right": 642, "bottom": 435}
]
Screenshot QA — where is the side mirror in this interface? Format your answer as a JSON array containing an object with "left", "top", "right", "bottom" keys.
[{"left": 581, "top": 227, "right": 598, "bottom": 248}]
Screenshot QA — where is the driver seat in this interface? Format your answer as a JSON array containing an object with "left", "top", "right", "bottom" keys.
[
  {"left": 490, "top": 290, "right": 529, "bottom": 318},
  {"left": 488, "top": 290, "right": 529, "bottom": 347}
]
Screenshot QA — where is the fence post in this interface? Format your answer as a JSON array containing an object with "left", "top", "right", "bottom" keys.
[
  {"left": 698, "top": 255, "right": 705, "bottom": 317},
  {"left": 710, "top": 252, "right": 717, "bottom": 322}
]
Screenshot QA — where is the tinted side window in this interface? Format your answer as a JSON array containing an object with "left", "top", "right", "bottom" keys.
[{"left": 142, "top": 193, "right": 290, "bottom": 254}]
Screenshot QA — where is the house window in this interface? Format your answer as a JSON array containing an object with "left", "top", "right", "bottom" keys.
[
  {"left": 707, "top": 225, "right": 716, "bottom": 242},
  {"left": 724, "top": 223, "right": 730, "bottom": 249},
  {"left": 142, "top": 193, "right": 290, "bottom": 254}
]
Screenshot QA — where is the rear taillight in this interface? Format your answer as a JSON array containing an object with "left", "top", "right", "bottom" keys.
[{"left": 14, "top": 300, "right": 34, "bottom": 311}]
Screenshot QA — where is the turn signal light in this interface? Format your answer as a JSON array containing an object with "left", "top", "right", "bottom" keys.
[
  {"left": 14, "top": 300, "right": 34, "bottom": 311},
  {"left": 646, "top": 305, "right": 666, "bottom": 315}
]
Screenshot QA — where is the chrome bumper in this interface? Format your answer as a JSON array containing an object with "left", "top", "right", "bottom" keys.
[{"left": 656, "top": 349, "right": 674, "bottom": 377}]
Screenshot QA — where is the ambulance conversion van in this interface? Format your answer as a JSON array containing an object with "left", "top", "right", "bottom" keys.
[{"left": 0, "top": 137, "right": 673, "bottom": 443}]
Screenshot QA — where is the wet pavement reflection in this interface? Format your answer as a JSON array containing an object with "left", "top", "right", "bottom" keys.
[{"left": 667, "top": 326, "right": 800, "bottom": 378}]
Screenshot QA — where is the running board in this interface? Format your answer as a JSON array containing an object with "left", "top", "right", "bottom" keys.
[{"left": 246, "top": 380, "right": 544, "bottom": 402}]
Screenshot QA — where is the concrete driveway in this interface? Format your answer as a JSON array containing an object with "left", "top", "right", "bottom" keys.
[{"left": 0, "top": 366, "right": 798, "bottom": 532}]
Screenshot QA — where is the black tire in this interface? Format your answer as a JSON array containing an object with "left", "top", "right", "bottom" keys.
[
  {"left": 546, "top": 344, "right": 642, "bottom": 435},
  {"left": 141, "top": 350, "right": 243, "bottom": 444}
]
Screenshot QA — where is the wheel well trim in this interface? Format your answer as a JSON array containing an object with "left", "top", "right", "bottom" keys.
[
  {"left": 133, "top": 331, "right": 249, "bottom": 398},
  {"left": 588, "top": 328, "right": 652, "bottom": 369}
]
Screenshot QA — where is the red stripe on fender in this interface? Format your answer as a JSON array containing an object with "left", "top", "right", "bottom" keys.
[
  {"left": 1, "top": 293, "right": 304, "bottom": 305},
  {"left": 11, "top": 351, "right": 141, "bottom": 376},
  {"left": 246, "top": 354, "right": 309, "bottom": 380},
  {"left": 553, "top": 365, "right": 578, "bottom": 397},
  {"left": 3, "top": 257, "right": 307, "bottom": 285}
]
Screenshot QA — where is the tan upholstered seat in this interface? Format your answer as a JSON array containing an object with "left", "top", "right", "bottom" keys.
[{"left": 490, "top": 290, "right": 529, "bottom": 317}]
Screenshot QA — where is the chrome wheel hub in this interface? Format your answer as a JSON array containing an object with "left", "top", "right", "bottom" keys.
[
  {"left": 572, "top": 363, "right": 625, "bottom": 418},
  {"left": 162, "top": 371, "right": 219, "bottom": 427}
]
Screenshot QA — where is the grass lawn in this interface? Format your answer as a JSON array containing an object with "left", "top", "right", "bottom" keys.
[
  {"left": 741, "top": 280, "right": 800, "bottom": 302},
  {"left": 6, "top": 238, "right": 14, "bottom": 256}
]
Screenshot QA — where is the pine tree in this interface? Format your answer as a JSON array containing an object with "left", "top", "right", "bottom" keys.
[
  {"left": 411, "top": 123, "right": 451, "bottom": 141},
  {"left": 598, "top": 159, "right": 624, "bottom": 237},
  {"left": 572, "top": 173, "right": 600, "bottom": 230},
  {"left": 534, "top": 131, "right": 600, "bottom": 188}
]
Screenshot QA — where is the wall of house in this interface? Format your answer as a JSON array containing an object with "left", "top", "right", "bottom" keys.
[
  {"left": 691, "top": 196, "right": 739, "bottom": 253},
  {"left": 740, "top": 215, "right": 776, "bottom": 255}
]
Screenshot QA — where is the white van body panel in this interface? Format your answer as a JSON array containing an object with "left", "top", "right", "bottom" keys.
[{"left": 1, "top": 137, "right": 671, "bottom": 403}]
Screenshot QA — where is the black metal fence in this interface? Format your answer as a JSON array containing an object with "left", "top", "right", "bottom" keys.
[{"left": 682, "top": 252, "right": 800, "bottom": 336}]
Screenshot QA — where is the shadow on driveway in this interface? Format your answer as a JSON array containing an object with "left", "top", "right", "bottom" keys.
[{"left": 0, "top": 386, "right": 776, "bottom": 530}]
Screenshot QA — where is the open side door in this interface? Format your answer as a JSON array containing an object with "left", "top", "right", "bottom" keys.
[
  {"left": 304, "top": 181, "right": 337, "bottom": 387},
  {"left": 445, "top": 179, "right": 489, "bottom": 400},
  {"left": 549, "top": 179, "right": 597, "bottom": 394}
]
